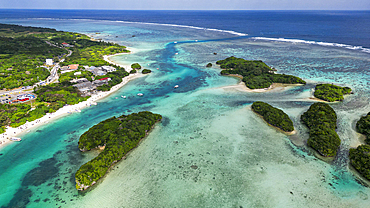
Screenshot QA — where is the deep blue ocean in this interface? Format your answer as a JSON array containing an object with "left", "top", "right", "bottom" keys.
[
  {"left": 1, "top": 10, "right": 370, "bottom": 208},
  {"left": 1, "top": 10, "right": 370, "bottom": 48}
]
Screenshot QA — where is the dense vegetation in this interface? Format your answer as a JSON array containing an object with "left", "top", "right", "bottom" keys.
[
  {"left": 0, "top": 23, "right": 130, "bottom": 90},
  {"left": 301, "top": 103, "right": 340, "bottom": 157},
  {"left": 0, "top": 102, "right": 59, "bottom": 132},
  {"left": 95, "top": 66, "right": 129, "bottom": 91},
  {"left": 356, "top": 112, "right": 370, "bottom": 144},
  {"left": 59, "top": 70, "right": 94, "bottom": 82},
  {"left": 314, "top": 84, "right": 352, "bottom": 102},
  {"left": 216, "top": 56, "right": 306, "bottom": 89},
  {"left": 0, "top": 23, "right": 133, "bottom": 132},
  {"left": 35, "top": 81, "right": 88, "bottom": 106},
  {"left": 349, "top": 145, "right": 370, "bottom": 180},
  {"left": 130, "top": 69, "right": 137, "bottom": 74},
  {"left": 142, "top": 69, "right": 151, "bottom": 74},
  {"left": 131, "top": 63, "right": 141, "bottom": 70},
  {"left": 59, "top": 35, "right": 129, "bottom": 67},
  {"left": 251, "top": 101, "right": 294, "bottom": 132},
  {"left": 0, "top": 24, "right": 66, "bottom": 89},
  {"left": 75, "top": 111, "right": 162, "bottom": 190}
]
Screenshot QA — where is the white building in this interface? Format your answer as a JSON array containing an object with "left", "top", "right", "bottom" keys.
[
  {"left": 74, "top": 71, "right": 82, "bottom": 76},
  {"left": 46, "top": 59, "right": 53, "bottom": 65},
  {"left": 102, "top": 66, "right": 116, "bottom": 73}
]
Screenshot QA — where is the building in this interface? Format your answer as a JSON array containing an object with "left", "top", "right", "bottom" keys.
[
  {"left": 74, "top": 71, "right": 82, "bottom": 76},
  {"left": 68, "top": 64, "right": 79, "bottom": 70},
  {"left": 46, "top": 59, "right": 53, "bottom": 65},
  {"left": 98, "top": 77, "right": 111, "bottom": 81},
  {"left": 70, "top": 78, "right": 88, "bottom": 84},
  {"left": 61, "top": 66, "right": 69, "bottom": 71},
  {"left": 73, "top": 82, "right": 96, "bottom": 94},
  {"left": 62, "top": 42, "right": 74, "bottom": 47},
  {"left": 92, "top": 79, "right": 109, "bottom": 87},
  {"left": 101, "top": 66, "right": 116, "bottom": 73},
  {"left": 88, "top": 67, "right": 107, "bottom": 76}
]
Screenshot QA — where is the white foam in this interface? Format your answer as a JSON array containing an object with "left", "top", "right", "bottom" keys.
[
  {"left": 252, "top": 37, "right": 370, "bottom": 54},
  {"left": 28, "top": 18, "right": 248, "bottom": 37}
]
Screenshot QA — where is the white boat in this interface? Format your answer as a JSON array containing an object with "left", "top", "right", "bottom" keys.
[
  {"left": 91, "top": 102, "right": 97, "bottom": 105},
  {"left": 137, "top": 93, "right": 143, "bottom": 96},
  {"left": 174, "top": 42, "right": 177, "bottom": 43},
  {"left": 175, "top": 53, "right": 178, "bottom": 55},
  {"left": 123, "top": 96, "right": 126, "bottom": 98},
  {"left": 10, "top": 137, "right": 21, "bottom": 141},
  {"left": 174, "top": 85, "right": 179, "bottom": 89}
]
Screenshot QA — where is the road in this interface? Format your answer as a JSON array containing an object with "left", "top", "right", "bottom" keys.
[{"left": 0, "top": 43, "right": 73, "bottom": 97}]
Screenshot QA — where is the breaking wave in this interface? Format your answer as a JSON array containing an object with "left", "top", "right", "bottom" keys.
[{"left": 252, "top": 37, "right": 370, "bottom": 54}]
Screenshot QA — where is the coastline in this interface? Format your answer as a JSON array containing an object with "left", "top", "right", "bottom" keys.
[
  {"left": 103, "top": 53, "right": 132, "bottom": 72},
  {"left": 222, "top": 79, "right": 304, "bottom": 93},
  {"left": 0, "top": 70, "right": 146, "bottom": 149}
]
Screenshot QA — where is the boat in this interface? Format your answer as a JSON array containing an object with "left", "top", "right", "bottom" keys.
[
  {"left": 115, "top": 97, "right": 118, "bottom": 99},
  {"left": 91, "top": 102, "right": 97, "bottom": 105},
  {"left": 137, "top": 93, "right": 143, "bottom": 96},
  {"left": 175, "top": 53, "right": 178, "bottom": 55},
  {"left": 174, "top": 85, "right": 179, "bottom": 89},
  {"left": 10, "top": 137, "right": 21, "bottom": 141},
  {"left": 123, "top": 96, "right": 126, "bottom": 99},
  {"left": 174, "top": 42, "right": 177, "bottom": 43}
]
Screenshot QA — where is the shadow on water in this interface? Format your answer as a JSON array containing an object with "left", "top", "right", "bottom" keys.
[{"left": 2, "top": 156, "right": 60, "bottom": 208}]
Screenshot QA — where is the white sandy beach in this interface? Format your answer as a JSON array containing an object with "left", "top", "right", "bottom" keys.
[
  {"left": 0, "top": 70, "right": 146, "bottom": 149},
  {"left": 221, "top": 80, "right": 304, "bottom": 93},
  {"left": 103, "top": 53, "right": 133, "bottom": 72}
]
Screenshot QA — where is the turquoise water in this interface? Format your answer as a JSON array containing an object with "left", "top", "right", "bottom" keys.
[{"left": 0, "top": 19, "right": 370, "bottom": 207}]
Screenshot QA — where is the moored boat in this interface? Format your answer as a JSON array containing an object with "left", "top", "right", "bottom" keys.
[
  {"left": 10, "top": 137, "right": 21, "bottom": 141},
  {"left": 137, "top": 93, "right": 143, "bottom": 96}
]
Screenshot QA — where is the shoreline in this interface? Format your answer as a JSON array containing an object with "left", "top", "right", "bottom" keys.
[
  {"left": 103, "top": 52, "right": 133, "bottom": 72},
  {"left": 0, "top": 70, "right": 146, "bottom": 149},
  {"left": 222, "top": 79, "right": 304, "bottom": 93}
]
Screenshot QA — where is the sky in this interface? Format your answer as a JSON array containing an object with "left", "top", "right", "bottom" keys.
[{"left": 0, "top": 0, "right": 369, "bottom": 10}]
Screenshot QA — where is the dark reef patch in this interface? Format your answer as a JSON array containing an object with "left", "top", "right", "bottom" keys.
[{"left": 22, "top": 157, "right": 59, "bottom": 187}]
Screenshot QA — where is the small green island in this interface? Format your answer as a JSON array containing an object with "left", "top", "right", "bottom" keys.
[
  {"left": 142, "top": 69, "right": 152, "bottom": 74},
  {"left": 301, "top": 103, "right": 340, "bottom": 157},
  {"left": 251, "top": 101, "right": 294, "bottom": 132},
  {"left": 349, "top": 145, "right": 370, "bottom": 181},
  {"left": 75, "top": 111, "right": 162, "bottom": 190},
  {"left": 356, "top": 112, "right": 370, "bottom": 144},
  {"left": 216, "top": 56, "right": 306, "bottom": 89},
  {"left": 314, "top": 84, "right": 352, "bottom": 102},
  {"left": 349, "top": 112, "right": 370, "bottom": 181}
]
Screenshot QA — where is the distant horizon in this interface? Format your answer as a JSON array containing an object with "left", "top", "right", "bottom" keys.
[
  {"left": 0, "top": 9, "right": 369, "bottom": 11},
  {"left": 0, "top": 0, "right": 369, "bottom": 11}
]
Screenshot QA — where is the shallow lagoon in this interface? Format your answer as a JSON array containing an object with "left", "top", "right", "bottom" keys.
[{"left": 0, "top": 19, "right": 369, "bottom": 207}]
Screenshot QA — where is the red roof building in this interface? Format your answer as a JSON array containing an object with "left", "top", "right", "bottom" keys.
[{"left": 68, "top": 64, "right": 79, "bottom": 70}]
